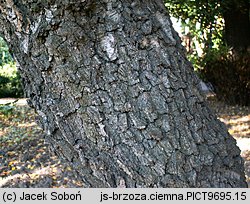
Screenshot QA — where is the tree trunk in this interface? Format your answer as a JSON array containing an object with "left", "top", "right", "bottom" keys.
[
  {"left": 0, "top": 0, "right": 247, "bottom": 187},
  {"left": 223, "top": 0, "right": 250, "bottom": 51}
]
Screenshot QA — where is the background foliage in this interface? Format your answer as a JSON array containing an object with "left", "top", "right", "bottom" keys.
[
  {"left": 0, "top": 37, "right": 13, "bottom": 66},
  {"left": 165, "top": 0, "right": 250, "bottom": 105},
  {"left": 0, "top": 37, "right": 23, "bottom": 98}
]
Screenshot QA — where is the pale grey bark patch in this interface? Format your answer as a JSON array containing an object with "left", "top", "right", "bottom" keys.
[
  {"left": 155, "top": 11, "right": 176, "bottom": 45},
  {"left": 101, "top": 33, "right": 118, "bottom": 61}
]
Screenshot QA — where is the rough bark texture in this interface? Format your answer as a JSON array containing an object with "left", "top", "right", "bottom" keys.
[{"left": 0, "top": 0, "right": 247, "bottom": 187}]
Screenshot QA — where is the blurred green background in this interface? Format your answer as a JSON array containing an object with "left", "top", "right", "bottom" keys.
[{"left": 0, "top": 37, "right": 23, "bottom": 98}]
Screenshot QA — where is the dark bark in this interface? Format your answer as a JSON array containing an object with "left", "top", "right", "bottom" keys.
[
  {"left": 0, "top": 0, "right": 247, "bottom": 187},
  {"left": 223, "top": 0, "right": 250, "bottom": 51}
]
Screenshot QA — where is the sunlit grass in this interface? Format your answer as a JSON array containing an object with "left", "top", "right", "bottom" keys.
[
  {"left": 219, "top": 114, "right": 250, "bottom": 138},
  {"left": 0, "top": 99, "right": 83, "bottom": 187},
  {"left": 0, "top": 63, "right": 17, "bottom": 77}
]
